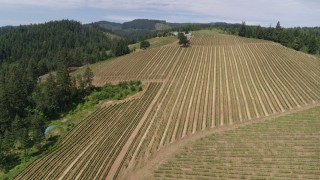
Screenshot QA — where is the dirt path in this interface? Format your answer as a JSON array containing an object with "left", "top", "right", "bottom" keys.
[
  {"left": 192, "top": 47, "right": 206, "bottom": 133},
  {"left": 223, "top": 46, "right": 233, "bottom": 124},
  {"left": 211, "top": 47, "right": 217, "bottom": 127},
  {"left": 136, "top": 47, "right": 164, "bottom": 79},
  {"left": 247, "top": 45, "right": 283, "bottom": 112},
  {"left": 237, "top": 45, "right": 260, "bottom": 118},
  {"left": 258, "top": 46, "right": 295, "bottom": 109},
  {"left": 170, "top": 48, "right": 198, "bottom": 142},
  {"left": 227, "top": 47, "right": 243, "bottom": 121},
  {"left": 202, "top": 47, "right": 212, "bottom": 130},
  {"left": 182, "top": 48, "right": 202, "bottom": 137},
  {"left": 126, "top": 102, "right": 320, "bottom": 180},
  {"left": 57, "top": 141, "right": 95, "bottom": 180},
  {"left": 158, "top": 49, "right": 190, "bottom": 147},
  {"left": 231, "top": 46, "right": 251, "bottom": 120},
  {"left": 169, "top": 49, "right": 196, "bottom": 142},
  {"left": 241, "top": 45, "right": 269, "bottom": 116},
  {"left": 105, "top": 50, "right": 184, "bottom": 179}
]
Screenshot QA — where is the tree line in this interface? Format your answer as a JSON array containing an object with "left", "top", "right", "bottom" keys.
[
  {"left": 0, "top": 20, "right": 130, "bottom": 76},
  {"left": 157, "top": 21, "right": 320, "bottom": 55},
  {"left": 236, "top": 21, "right": 320, "bottom": 55},
  {"left": 88, "top": 21, "right": 159, "bottom": 44},
  {"left": 0, "top": 63, "right": 94, "bottom": 172},
  {"left": 0, "top": 20, "right": 132, "bottom": 172}
]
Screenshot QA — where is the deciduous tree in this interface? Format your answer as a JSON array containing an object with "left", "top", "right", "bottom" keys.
[
  {"left": 178, "top": 33, "right": 189, "bottom": 47},
  {"left": 140, "top": 40, "right": 150, "bottom": 49}
]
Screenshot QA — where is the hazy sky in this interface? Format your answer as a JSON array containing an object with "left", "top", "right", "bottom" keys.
[{"left": 0, "top": 0, "right": 319, "bottom": 27}]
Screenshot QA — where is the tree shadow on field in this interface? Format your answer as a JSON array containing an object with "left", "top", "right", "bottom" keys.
[
  {"left": 31, "top": 135, "right": 60, "bottom": 157},
  {"left": 1, "top": 154, "right": 20, "bottom": 173}
]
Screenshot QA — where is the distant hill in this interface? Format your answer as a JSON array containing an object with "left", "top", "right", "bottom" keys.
[
  {"left": 89, "top": 19, "right": 243, "bottom": 30},
  {"left": 89, "top": 19, "right": 244, "bottom": 37},
  {"left": 0, "top": 20, "right": 118, "bottom": 74},
  {"left": 89, "top": 19, "right": 171, "bottom": 31},
  {"left": 88, "top": 19, "right": 167, "bottom": 44},
  {"left": 88, "top": 21, "right": 122, "bottom": 31},
  {"left": 122, "top": 19, "right": 167, "bottom": 30}
]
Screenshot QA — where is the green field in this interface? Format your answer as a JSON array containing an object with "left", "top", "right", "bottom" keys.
[{"left": 154, "top": 106, "right": 320, "bottom": 179}]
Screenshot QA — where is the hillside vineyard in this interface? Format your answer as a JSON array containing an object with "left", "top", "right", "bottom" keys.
[
  {"left": 17, "top": 31, "right": 320, "bottom": 179},
  {"left": 155, "top": 106, "right": 320, "bottom": 179}
]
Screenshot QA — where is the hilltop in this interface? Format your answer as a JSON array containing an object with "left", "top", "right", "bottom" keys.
[
  {"left": 0, "top": 20, "right": 122, "bottom": 74},
  {"left": 16, "top": 30, "right": 320, "bottom": 179}
]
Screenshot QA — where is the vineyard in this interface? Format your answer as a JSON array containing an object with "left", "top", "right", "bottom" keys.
[
  {"left": 154, "top": 106, "right": 320, "bottom": 179},
  {"left": 121, "top": 43, "right": 320, "bottom": 178},
  {"left": 82, "top": 46, "right": 182, "bottom": 85},
  {"left": 16, "top": 83, "right": 161, "bottom": 179},
  {"left": 17, "top": 30, "right": 320, "bottom": 179},
  {"left": 190, "top": 30, "right": 270, "bottom": 46}
]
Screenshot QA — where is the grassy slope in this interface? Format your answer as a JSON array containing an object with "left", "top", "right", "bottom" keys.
[
  {"left": 129, "top": 36, "right": 177, "bottom": 51},
  {"left": 154, "top": 106, "right": 320, "bottom": 179}
]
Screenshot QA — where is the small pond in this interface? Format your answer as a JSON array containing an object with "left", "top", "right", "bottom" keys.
[{"left": 45, "top": 125, "right": 57, "bottom": 134}]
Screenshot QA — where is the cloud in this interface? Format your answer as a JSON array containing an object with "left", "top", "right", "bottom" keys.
[
  {"left": 104, "top": 15, "right": 142, "bottom": 23},
  {"left": 0, "top": 0, "right": 319, "bottom": 27}
]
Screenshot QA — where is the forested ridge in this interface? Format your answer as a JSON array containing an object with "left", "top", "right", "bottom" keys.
[
  {"left": 88, "top": 20, "right": 159, "bottom": 44},
  {"left": 0, "top": 20, "right": 131, "bottom": 75},
  {"left": 89, "top": 19, "right": 320, "bottom": 55},
  {"left": 152, "top": 21, "right": 320, "bottom": 55},
  {"left": 229, "top": 22, "right": 320, "bottom": 55},
  {"left": 0, "top": 20, "right": 132, "bottom": 174},
  {"left": 122, "top": 19, "right": 166, "bottom": 30},
  {"left": 0, "top": 64, "right": 94, "bottom": 172}
]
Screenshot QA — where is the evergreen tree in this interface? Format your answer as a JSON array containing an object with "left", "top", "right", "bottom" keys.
[
  {"left": 76, "top": 74, "right": 85, "bottom": 91},
  {"left": 0, "top": 78, "right": 9, "bottom": 135},
  {"left": 83, "top": 65, "right": 94, "bottom": 90},
  {"left": 273, "top": 21, "right": 283, "bottom": 42},
  {"left": 0, "top": 130, "right": 14, "bottom": 172},
  {"left": 33, "top": 73, "right": 60, "bottom": 117},
  {"left": 265, "top": 25, "right": 274, "bottom": 40},
  {"left": 292, "top": 37, "right": 303, "bottom": 51},
  {"left": 246, "top": 27, "right": 253, "bottom": 38},
  {"left": 238, "top": 22, "right": 247, "bottom": 37},
  {"left": 112, "top": 40, "right": 130, "bottom": 56},
  {"left": 308, "top": 37, "right": 318, "bottom": 54},
  {"left": 29, "top": 113, "right": 45, "bottom": 145},
  {"left": 5, "top": 65, "right": 29, "bottom": 118},
  {"left": 0, "top": 140, "right": 4, "bottom": 171},
  {"left": 11, "top": 115, "right": 23, "bottom": 141},
  {"left": 256, "top": 25, "right": 264, "bottom": 39},
  {"left": 56, "top": 65, "right": 74, "bottom": 110}
]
